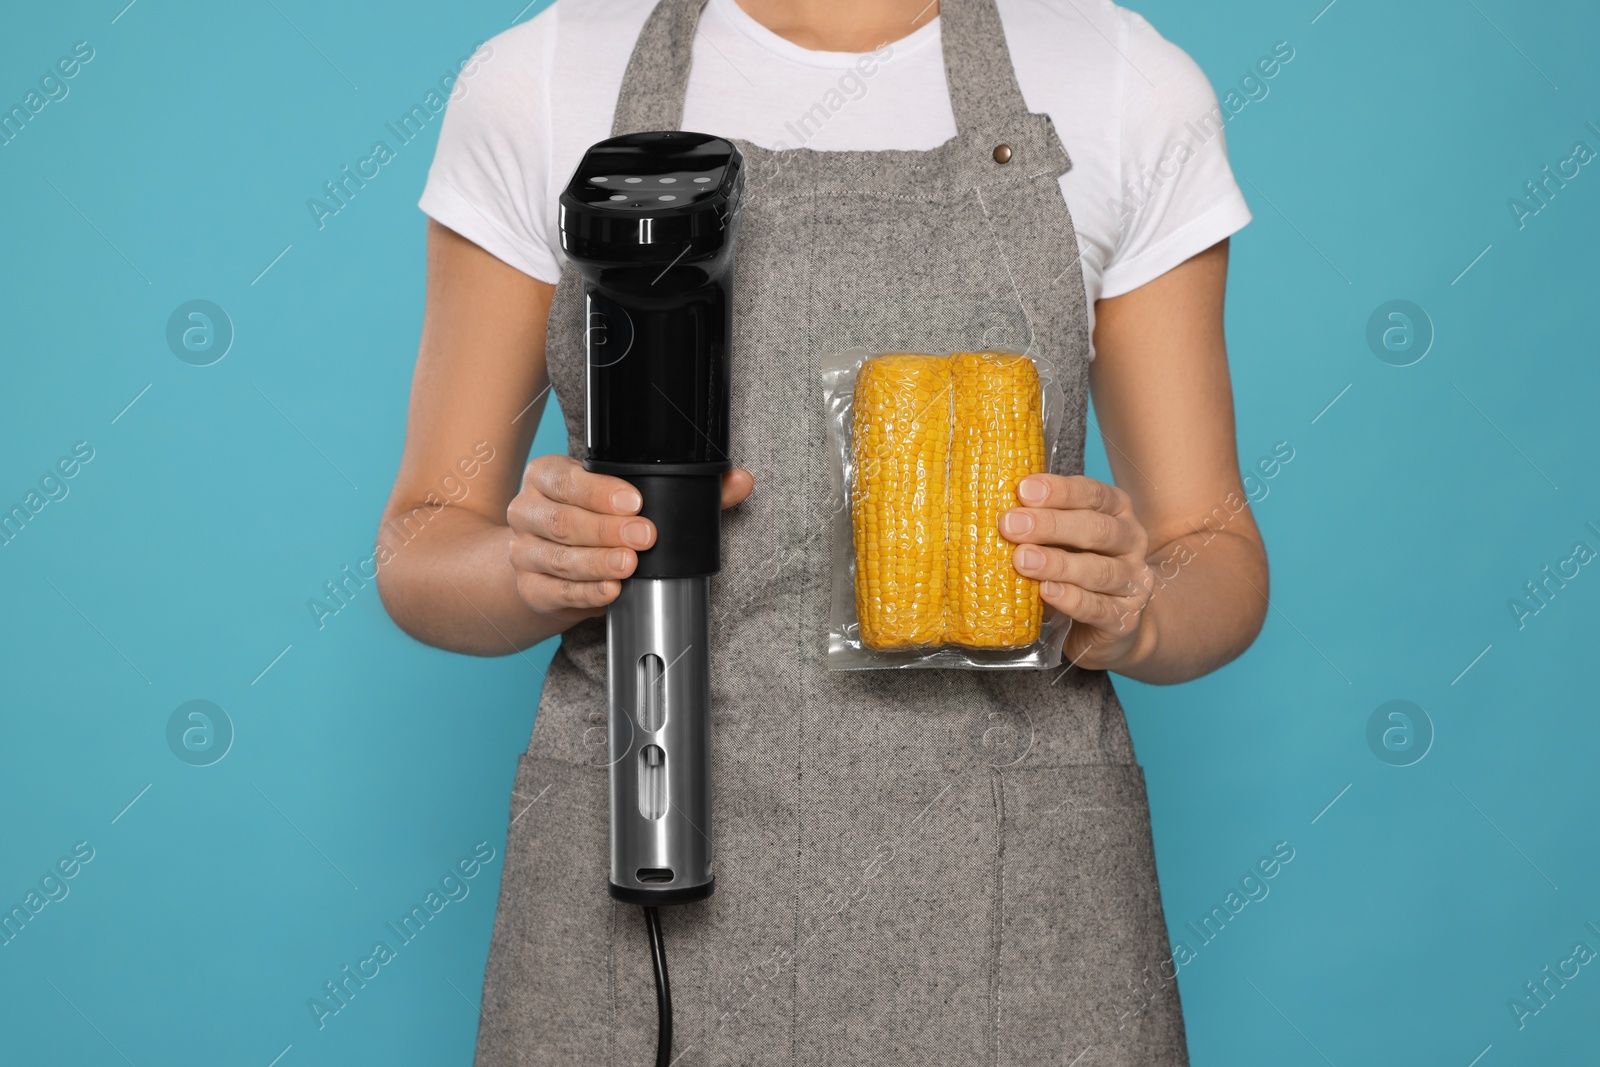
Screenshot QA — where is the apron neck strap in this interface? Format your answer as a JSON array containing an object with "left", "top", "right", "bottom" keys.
[
  {"left": 610, "top": 0, "right": 702, "bottom": 136},
  {"left": 609, "top": 0, "right": 1031, "bottom": 139},
  {"left": 938, "top": 0, "right": 1034, "bottom": 136}
]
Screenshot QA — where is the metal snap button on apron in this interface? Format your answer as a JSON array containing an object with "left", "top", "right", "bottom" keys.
[{"left": 477, "top": 1, "right": 1193, "bottom": 1064}]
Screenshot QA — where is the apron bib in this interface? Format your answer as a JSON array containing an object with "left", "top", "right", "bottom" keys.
[{"left": 475, "top": 1, "right": 1190, "bottom": 1062}]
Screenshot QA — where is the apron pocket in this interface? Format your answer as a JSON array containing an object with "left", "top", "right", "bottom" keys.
[
  {"left": 474, "top": 754, "right": 612, "bottom": 1067},
  {"left": 993, "top": 762, "right": 1188, "bottom": 1066}
]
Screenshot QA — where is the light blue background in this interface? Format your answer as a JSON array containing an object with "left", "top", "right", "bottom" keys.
[{"left": 1, "top": 1, "right": 1595, "bottom": 1064}]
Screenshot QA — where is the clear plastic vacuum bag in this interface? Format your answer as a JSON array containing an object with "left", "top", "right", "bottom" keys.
[{"left": 822, "top": 347, "right": 1069, "bottom": 670}]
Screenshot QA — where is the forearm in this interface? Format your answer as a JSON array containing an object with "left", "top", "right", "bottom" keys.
[
  {"left": 1109, "top": 528, "right": 1268, "bottom": 685},
  {"left": 375, "top": 503, "right": 571, "bottom": 655}
]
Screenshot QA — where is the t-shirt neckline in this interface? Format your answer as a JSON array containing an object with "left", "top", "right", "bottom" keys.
[{"left": 704, "top": 0, "right": 942, "bottom": 69}]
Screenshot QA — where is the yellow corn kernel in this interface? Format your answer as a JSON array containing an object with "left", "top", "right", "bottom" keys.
[
  {"left": 851, "top": 353, "right": 952, "bottom": 649},
  {"left": 946, "top": 352, "right": 1046, "bottom": 648}
]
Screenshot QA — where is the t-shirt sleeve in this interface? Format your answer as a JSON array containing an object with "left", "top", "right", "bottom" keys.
[
  {"left": 1099, "top": 10, "right": 1253, "bottom": 299},
  {"left": 417, "top": 19, "right": 563, "bottom": 284}
]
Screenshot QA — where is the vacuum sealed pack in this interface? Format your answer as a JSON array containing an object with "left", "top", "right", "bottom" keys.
[{"left": 822, "top": 348, "right": 1069, "bottom": 670}]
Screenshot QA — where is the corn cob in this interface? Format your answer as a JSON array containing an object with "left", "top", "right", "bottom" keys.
[
  {"left": 851, "top": 353, "right": 952, "bottom": 649},
  {"left": 946, "top": 351, "right": 1046, "bottom": 648}
]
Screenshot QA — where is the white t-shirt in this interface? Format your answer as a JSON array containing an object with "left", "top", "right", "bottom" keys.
[{"left": 418, "top": 0, "right": 1252, "bottom": 347}]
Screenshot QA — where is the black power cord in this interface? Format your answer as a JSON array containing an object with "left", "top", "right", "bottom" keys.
[{"left": 642, "top": 905, "right": 673, "bottom": 1067}]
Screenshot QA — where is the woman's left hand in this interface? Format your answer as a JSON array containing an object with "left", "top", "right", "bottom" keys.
[{"left": 999, "top": 473, "right": 1156, "bottom": 672}]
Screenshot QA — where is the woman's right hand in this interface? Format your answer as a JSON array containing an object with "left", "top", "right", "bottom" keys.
[{"left": 507, "top": 454, "right": 754, "bottom": 622}]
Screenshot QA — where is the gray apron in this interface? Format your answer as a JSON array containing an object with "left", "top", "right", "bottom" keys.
[{"left": 474, "top": 0, "right": 1190, "bottom": 1062}]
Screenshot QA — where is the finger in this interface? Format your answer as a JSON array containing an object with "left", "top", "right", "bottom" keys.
[
  {"left": 721, "top": 467, "right": 755, "bottom": 509},
  {"left": 1037, "top": 579, "right": 1142, "bottom": 634},
  {"left": 512, "top": 536, "right": 638, "bottom": 582},
  {"left": 527, "top": 454, "right": 646, "bottom": 516},
  {"left": 1015, "top": 473, "right": 1130, "bottom": 516},
  {"left": 998, "top": 504, "right": 1139, "bottom": 556},
  {"left": 510, "top": 498, "right": 655, "bottom": 551},
  {"left": 1011, "top": 545, "right": 1135, "bottom": 596},
  {"left": 516, "top": 571, "right": 621, "bottom": 612}
]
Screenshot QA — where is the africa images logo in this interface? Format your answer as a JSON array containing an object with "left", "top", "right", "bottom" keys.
[
  {"left": 307, "top": 842, "right": 498, "bottom": 1029},
  {"left": 306, "top": 42, "right": 494, "bottom": 230}
]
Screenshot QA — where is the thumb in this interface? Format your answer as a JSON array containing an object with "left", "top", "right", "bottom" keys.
[{"left": 720, "top": 467, "right": 755, "bottom": 509}]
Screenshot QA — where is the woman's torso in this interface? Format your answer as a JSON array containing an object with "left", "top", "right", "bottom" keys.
[{"left": 471, "top": 2, "right": 1192, "bottom": 1062}]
